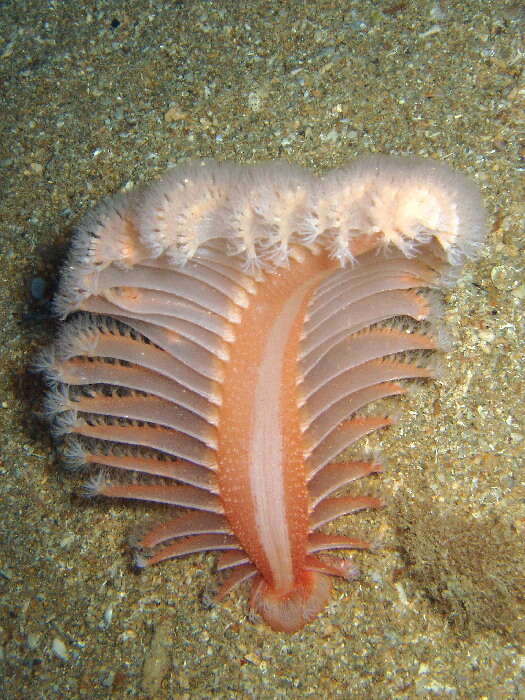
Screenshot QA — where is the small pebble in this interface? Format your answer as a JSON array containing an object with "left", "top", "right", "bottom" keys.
[
  {"left": 30, "top": 277, "right": 48, "bottom": 301},
  {"left": 164, "top": 106, "right": 186, "bottom": 122},
  {"left": 477, "top": 329, "right": 495, "bottom": 343},
  {"left": 511, "top": 284, "right": 525, "bottom": 299},
  {"left": 52, "top": 637, "right": 69, "bottom": 661},
  {"left": 27, "top": 632, "right": 40, "bottom": 651},
  {"left": 247, "top": 91, "right": 262, "bottom": 111},
  {"left": 394, "top": 582, "right": 409, "bottom": 606},
  {"left": 491, "top": 265, "right": 514, "bottom": 291},
  {"left": 103, "top": 605, "right": 113, "bottom": 628}
]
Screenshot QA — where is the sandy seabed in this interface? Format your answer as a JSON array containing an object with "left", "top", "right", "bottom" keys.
[{"left": 1, "top": 1, "right": 523, "bottom": 698}]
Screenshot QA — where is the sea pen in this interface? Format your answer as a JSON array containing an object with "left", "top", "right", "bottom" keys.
[{"left": 37, "top": 155, "right": 485, "bottom": 632}]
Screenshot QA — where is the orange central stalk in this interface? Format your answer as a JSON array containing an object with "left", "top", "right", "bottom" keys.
[{"left": 216, "top": 251, "right": 336, "bottom": 592}]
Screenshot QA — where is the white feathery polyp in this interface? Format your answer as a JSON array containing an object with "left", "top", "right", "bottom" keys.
[
  {"left": 51, "top": 408, "right": 79, "bottom": 438},
  {"left": 42, "top": 383, "right": 71, "bottom": 419},
  {"left": 138, "top": 161, "right": 240, "bottom": 263},
  {"left": 33, "top": 346, "right": 60, "bottom": 386},
  {"left": 60, "top": 436, "right": 88, "bottom": 468},
  {"left": 54, "top": 316, "right": 101, "bottom": 361},
  {"left": 227, "top": 162, "right": 311, "bottom": 265},
  {"left": 55, "top": 154, "right": 485, "bottom": 312},
  {"left": 83, "top": 471, "right": 108, "bottom": 497},
  {"left": 78, "top": 193, "right": 146, "bottom": 268},
  {"left": 325, "top": 155, "right": 485, "bottom": 264}
]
